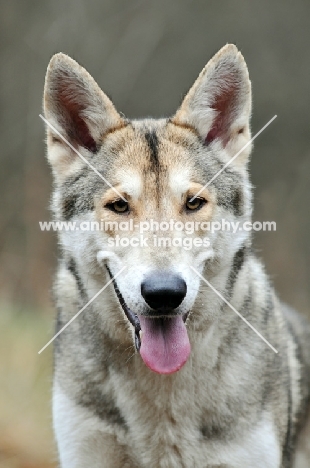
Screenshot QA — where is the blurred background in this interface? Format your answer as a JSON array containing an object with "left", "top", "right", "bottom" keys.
[{"left": 1, "top": 0, "right": 309, "bottom": 466}]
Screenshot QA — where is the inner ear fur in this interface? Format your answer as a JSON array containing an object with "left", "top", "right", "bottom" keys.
[
  {"left": 173, "top": 44, "right": 252, "bottom": 150},
  {"left": 43, "top": 53, "right": 124, "bottom": 152}
]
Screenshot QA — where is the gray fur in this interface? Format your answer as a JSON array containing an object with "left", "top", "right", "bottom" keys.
[{"left": 44, "top": 46, "right": 310, "bottom": 467}]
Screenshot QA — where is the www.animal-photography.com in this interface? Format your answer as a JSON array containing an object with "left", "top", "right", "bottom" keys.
[{"left": 1, "top": 1, "right": 310, "bottom": 467}]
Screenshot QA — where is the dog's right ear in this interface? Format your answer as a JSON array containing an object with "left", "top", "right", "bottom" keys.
[{"left": 43, "top": 53, "right": 124, "bottom": 180}]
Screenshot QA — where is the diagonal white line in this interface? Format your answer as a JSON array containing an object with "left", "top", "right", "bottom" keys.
[
  {"left": 190, "top": 115, "right": 277, "bottom": 201},
  {"left": 38, "top": 266, "right": 126, "bottom": 354},
  {"left": 39, "top": 114, "right": 127, "bottom": 202},
  {"left": 190, "top": 266, "right": 278, "bottom": 354}
]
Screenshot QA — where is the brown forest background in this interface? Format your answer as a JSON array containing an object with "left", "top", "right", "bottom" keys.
[{"left": 0, "top": 0, "right": 310, "bottom": 466}]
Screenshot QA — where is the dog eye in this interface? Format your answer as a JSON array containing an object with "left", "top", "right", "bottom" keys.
[
  {"left": 185, "top": 197, "right": 206, "bottom": 211},
  {"left": 106, "top": 200, "right": 129, "bottom": 213}
]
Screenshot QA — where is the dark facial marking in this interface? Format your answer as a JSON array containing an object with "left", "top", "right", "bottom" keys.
[
  {"left": 226, "top": 245, "right": 247, "bottom": 298},
  {"left": 62, "top": 192, "right": 95, "bottom": 220},
  {"left": 62, "top": 195, "right": 78, "bottom": 220},
  {"left": 194, "top": 154, "right": 244, "bottom": 218},
  {"left": 231, "top": 188, "right": 244, "bottom": 217},
  {"left": 145, "top": 130, "right": 159, "bottom": 167},
  {"left": 217, "top": 186, "right": 244, "bottom": 217},
  {"left": 61, "top": 171, "right": 100, "bottom": 220},
  {"left": 67, "top": 257, "right": 86, "bottom": 298},
  {"left": 54, "top": 308, "right": 64, "bottom": 354}
]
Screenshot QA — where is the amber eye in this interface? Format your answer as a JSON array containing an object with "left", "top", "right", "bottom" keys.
[
  {"left": 107, "top": 199, "right": 129, "bottom": 213},
  {"left": 185, "top": 197, "right": 206, "bottom": 211}
]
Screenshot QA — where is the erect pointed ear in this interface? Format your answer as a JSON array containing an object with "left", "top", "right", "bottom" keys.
[
  {"left": 43, "top": 53, "right": 125, "bottom": 179},
  {"left": 173, "top": 44, "right": 252, "bottom": 163}
]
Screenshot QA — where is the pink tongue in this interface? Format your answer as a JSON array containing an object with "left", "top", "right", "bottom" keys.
[{"left": 138, "top": 316, "right": 191, "bottom": 374}]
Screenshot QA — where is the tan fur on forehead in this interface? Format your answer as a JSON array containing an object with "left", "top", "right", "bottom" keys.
[
  {"left": 102, "top": 119, "right": 202, "bottom": 209},
  {"left": 93, "top": 122, "right": 198, "bottom": 224}
]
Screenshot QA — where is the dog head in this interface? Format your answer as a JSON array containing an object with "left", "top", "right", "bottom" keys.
[{"left": 44, "top": 44, "right": 252, "bottom": 374}]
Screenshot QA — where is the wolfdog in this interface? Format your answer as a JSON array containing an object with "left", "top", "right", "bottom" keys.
[{"left": 43, "top": 44, "right": 310, "bottom": 467}]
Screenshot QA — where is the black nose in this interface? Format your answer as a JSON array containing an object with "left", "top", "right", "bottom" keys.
[{"left": 141, "top": 272, "right": 187, "bottom": 311}]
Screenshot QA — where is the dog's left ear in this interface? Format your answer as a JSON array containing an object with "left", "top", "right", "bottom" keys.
[{"left": 173, "top": 44, "right": 252, "bottom": 164}]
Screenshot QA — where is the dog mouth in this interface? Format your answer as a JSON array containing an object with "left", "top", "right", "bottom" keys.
[
  {"left": 106, "top": 266, "right": 191, "bottom": 374},
  {"left": 106, "top": 265, "right": 142, "bottom": 351}
]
